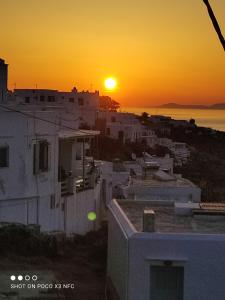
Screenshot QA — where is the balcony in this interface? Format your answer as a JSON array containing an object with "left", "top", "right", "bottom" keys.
[{"left": 60, "top": 166, "right": 100, "bottom": 196}]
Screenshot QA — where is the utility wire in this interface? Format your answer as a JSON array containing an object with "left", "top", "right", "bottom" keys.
[
  {"left": 0, "top": 103, "right": 96, "bottom": 136},
  {"left": 203, "top": 0, "right": 225, "bottom": 51}
]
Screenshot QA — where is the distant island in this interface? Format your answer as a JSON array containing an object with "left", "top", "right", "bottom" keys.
[{"left": 157, "top": 103, "right": 225, "bottom": 109}]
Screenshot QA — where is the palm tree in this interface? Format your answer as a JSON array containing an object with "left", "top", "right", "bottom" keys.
[{"left": 202, "top": 0, "right": 225, "bottom": 51}]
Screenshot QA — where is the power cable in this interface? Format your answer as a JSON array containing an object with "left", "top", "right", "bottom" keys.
[{"left": 0, "top": 103, "right": 96, "bottom": 136}]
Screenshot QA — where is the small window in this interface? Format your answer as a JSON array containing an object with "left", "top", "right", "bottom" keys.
[
  {"left": 48, "top": 96, "right": 55, "bottom": 102},
  {"left": 69, "top": 97, "right": 74, "bottom": 103},
  {"left": 40, "top": 95, "right": 45, "bottom": 102},
  {"left": 25, "top": 97, "right": 30, "bottom": 103},
  {"left": 78, "top": 98, "right": 84, "bottom": 106},
  {"left": 39, "top": 141, "right": 49, "bottom": 171},
  {"left": 0, "top": 147, "right": 9, "bottom": 168},
  {"left": 111, "top": 116, "right": 116, "bottom": 122},
  {"left": 106, "top": 128, "right": 110, "bottom": 135},
  {"left": 50, "top": 194, "right": 55, "bottom": 209},
  {"left": 33, "top": 141, "right": 49, "bottom": 174}
]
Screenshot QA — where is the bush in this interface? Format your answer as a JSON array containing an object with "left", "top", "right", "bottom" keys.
[{"left": 0, "top": 224, "right": 58, "bottom": 257}]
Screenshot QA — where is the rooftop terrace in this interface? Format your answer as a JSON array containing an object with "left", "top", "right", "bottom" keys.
[{"left": 118, "top": 200, "right": 225, "bottom": 234}]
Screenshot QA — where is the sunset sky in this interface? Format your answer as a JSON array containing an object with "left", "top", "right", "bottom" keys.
[{"left": 1, "top": 0, "right": 225, "bottom": 107}]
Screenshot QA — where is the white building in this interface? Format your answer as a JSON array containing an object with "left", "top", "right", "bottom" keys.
[
  {"left": 104, "top": 154, "right": 189, "bottom": 204},
  {"left": 119, "top": 158, "right": 201, "bottom": 203},
  {"left": 109, "top": 155, "right": 200, "bottom": 203},
  {"left": 0, "top": 107, "right": 102, "bottom": 235},
  {"left": 157, "top": 138, "right": 190, "bottom": 165},
  {"left": 122, "top": 174, "right": 200, "bottom": 203},
  {"left": 11, "top": 87, "right": 100, "bottom": 128},
  {"left": 97, "top": 111, "right": 139, "bottom": 125},
  {"left": 97, "top": 111, "right": 157, "bottom": 146},
  {"left": 107, "top": 199, "right": 225, "bottom": 300},
  {"left": 140, "top": 153, "right": 174, "bottom": 174}
]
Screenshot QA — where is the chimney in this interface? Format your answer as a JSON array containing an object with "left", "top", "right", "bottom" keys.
[
  {"left": 143, "top": 209, "right": 155, "bottom": 232},
  {"left": 0, "top": 58, "right": 8, "bottom": 103}
]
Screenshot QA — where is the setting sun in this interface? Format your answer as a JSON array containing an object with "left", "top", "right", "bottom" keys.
[{"left": 104, "top": 77, "right": 117, "bottom": 91}]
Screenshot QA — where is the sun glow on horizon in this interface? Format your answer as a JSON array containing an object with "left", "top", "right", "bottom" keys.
[
  {"left": 104, "top": 77, "right": 117, "bottom": 91},
  {"left": 1, "top": 1, "right": 225, "bottom": 106}
]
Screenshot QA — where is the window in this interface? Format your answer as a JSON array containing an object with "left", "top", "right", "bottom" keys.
[
  {"left": 50, "top": 194, "right": 55, "bottom": 209},
  {"left": 0, "top": 146, "right": 9, "bottom": 168},
  {"left": 39, "top": 141, "right": 49, "bottom": 171},
  {"left": 106, "top": 128, "right": 110, "bottom": 135},
  {"left": 33, "top": 140, "right": 49, "bottom": 174},
  {"left": 48, "top": 96, "right": 55, "bottom": 102},
  {"left": 25, "top": 97, "right": 30, "bottom": 103},
  {"left": 118, "top": 131, "right": 124, "bottom": 141},
  {"left": 69, "top": 97, "right": 74, "bottom": 103},
  {"left": 78, "top": 98, "right": 84, "bottom": 106},
  {"left": 150, "top": 265, "right": 184, "bottom": 300},
  {"left": 40, "top": 95, "right": 45, "bottom": 102},
  {"left": 111, "top": 116, "right": 116, "bottom": 122}
]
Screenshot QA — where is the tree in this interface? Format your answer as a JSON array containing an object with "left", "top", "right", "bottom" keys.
[
  {"left": 141, "top": 112, "right": 149, "bottom": 119},
  {"left": 202, "top": 0, "right": 225, "bottom": 51},
  {"left": 189, "top": 118, "right": 196, "bottom": 125},
  {"left": 99, "top": 96, "right": 120, "bottom": 111}
]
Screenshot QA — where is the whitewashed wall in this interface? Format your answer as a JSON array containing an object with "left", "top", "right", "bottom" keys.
[{"left": 108, "top": 199, "right": 225, "bottom": 300}]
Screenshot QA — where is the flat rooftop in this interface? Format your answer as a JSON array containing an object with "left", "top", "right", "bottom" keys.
[
  {"left": 59, "top": 129, "right": 100, "bottom": 139},
  {"left": 118, "top": 200, "right": 225, "bottom": 234},
  {"left": 130, "top": 176, "right": 196, "bottom": 188}
]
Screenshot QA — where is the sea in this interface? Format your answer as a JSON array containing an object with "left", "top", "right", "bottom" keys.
[{"left": 121, "top": 107, "right": 225, "bottom": 132}]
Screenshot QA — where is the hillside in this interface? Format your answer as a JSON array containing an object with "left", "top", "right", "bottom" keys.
[{"left": 158, "top": 102, "right": 225, "bottom": 109}]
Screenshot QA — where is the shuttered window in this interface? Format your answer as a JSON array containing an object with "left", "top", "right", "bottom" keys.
[{"left": 33, "top": 141, "right": 49, "bottom": 174}]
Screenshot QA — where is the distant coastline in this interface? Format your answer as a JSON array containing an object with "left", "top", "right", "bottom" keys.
[
  {"left": 121, "top": 106, "right": 225, "bottom": 132},
  {"left": 156, "top": 103, "right": 225, "bottom": 110}
]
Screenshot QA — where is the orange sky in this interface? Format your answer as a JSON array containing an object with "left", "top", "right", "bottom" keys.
[{"left": 1, "top": 0, "right": 225, "bottom": 106}]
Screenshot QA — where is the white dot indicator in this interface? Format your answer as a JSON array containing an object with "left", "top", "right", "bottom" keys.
[
  {"left": 10, "top": 275, "right": 16, "bottom": 281},
  {"left": 32, "top": 275, "right": 38, "bottom": 281},
  {"left": 25, "top": 275, "right": 30, "bottom": 281},
  {"left": 18, "top": 275, "right": 23, "bottom": 281}
]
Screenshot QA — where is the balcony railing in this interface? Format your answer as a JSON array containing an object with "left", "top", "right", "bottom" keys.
[{"left": 60, "top": 169, "right": 100, "bottom": 196}]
